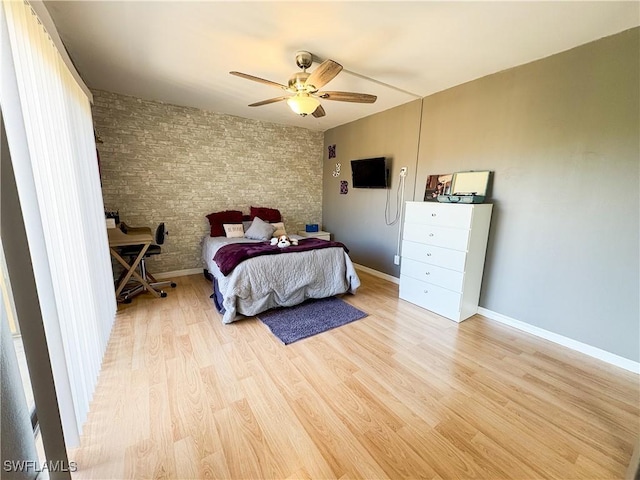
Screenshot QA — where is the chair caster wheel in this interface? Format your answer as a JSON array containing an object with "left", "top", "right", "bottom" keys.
[
  {"left": 170, "top": 283, "right": 177, "bottom": 288},
  {"left": 160, "top": 291, "right": 167, "bottom": 298},
  {"left": 123, "top": 298, "right": 132, "bottom": 304}
]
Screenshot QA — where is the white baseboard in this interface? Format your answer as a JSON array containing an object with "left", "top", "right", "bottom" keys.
[
  {"left": 154, "top": 268, "right": 203, "bottom": 280},
  {"left": 353, "top": 263, "right": 399, "bottom": 285},
  {"left": 477, "top": 307, "right": 639, "bottom": 374}
]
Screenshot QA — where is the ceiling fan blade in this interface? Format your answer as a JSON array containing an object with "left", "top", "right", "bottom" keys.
[
  {"left": 304, "top": 59, "right": 343, "bottom": 91},
  {"left": 248, "top": 96, "right": 289, "bottom": 107},
  {"left": 230, "top": 71, "right": 287, "bottom": 90},
  {"left": 317, "top": 91, "right": 377, "bottom": 103},
  {"left": 312, "top": 105, "right": 326, "bottom": 118}
]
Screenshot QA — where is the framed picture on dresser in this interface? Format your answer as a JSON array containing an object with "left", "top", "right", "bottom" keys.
[{"left": 423, "top": 173, "right": 453, "bottom": 201}]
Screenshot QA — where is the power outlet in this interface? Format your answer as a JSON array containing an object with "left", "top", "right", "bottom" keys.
[
  {"left": 400, "top": 167, "right": 408, "bottom": 177},
  {"left": 393, "top": 255, "right": 400, "bottom": 265}
]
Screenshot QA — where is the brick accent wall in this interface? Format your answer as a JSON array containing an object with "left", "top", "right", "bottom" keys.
[{"left": 92, "top": 90, "right": 324, "bottom": 273}]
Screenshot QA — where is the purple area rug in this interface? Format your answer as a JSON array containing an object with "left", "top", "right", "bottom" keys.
[{"left": 257, "top": 296, "right": 368, "bottom": 345}]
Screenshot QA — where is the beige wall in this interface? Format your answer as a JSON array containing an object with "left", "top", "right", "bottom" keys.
[
  {"left": 416, "top": 27, "right": 638, "bottom": 361},
  {"left": 92, "top": 90, "right": 324, "bottom": 273},
  {"left": 323, "top": 100, "right": 422, "bottom": 275},
  {"left": 323, "top": 27, "right": 639, "bottom": 362}
]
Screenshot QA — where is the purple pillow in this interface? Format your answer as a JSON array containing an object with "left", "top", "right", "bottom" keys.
[
  {"left": 250, "top": 206, "right": 281, "bottom": 223},
  {"left": 206, "top": 210, "right": 243, "bottom": 237}
]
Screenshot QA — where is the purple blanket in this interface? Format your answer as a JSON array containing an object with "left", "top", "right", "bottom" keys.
[{"left": 213, "top": 238, "right": 349, "bottom": 276}]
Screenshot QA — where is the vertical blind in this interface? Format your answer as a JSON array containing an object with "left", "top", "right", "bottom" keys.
[{"left": 1, "top": 0, "right": 116, "bottom": 447}]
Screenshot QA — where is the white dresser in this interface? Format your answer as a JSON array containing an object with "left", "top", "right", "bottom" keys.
[{"left": 399, "top": 201, "right": 492, "bottom": 322}]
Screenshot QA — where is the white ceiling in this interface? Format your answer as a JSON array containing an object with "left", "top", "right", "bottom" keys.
[{"left": 45, "top": 1, "right": 639, "bottom": 132}]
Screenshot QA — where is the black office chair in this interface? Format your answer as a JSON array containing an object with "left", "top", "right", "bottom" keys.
[{"left": 118, "top": 223, "right": 177, "bottom": 303}]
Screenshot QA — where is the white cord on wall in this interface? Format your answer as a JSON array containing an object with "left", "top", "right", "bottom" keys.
[{"left": 385, "top": 168, "right": 408, "bottom": 263}]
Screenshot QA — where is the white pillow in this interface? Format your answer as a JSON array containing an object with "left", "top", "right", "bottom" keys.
[
  {"left": 223, "top": 223, "right": 244, "bottom": 238},
  {"left": 271, "top": 222, "right": 286, "bottom": 237},
  {"left": 244, "top": 216, "right": 276, "bottom": 241}
]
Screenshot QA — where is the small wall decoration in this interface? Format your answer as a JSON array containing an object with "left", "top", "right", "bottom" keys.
[
  {"left": 340, "top": 180, "right": 348, "bottom": 195},
  {"left": 424, "top": 173, "right": 453, "bottom": 201},
  {"left": 328, "top": 144, "right": 336, "bottom": 159},
  {"left": 332, "top": 162, "right": 341, "bottom": 177}
]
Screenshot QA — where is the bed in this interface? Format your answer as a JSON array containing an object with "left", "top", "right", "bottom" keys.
[
  {"left": 202, "top": 206, "right": 361, "bottom": 324},
  {"left": 202, "top": 207, "right": 360, "bottom": 323},
  {"left": 202, "top": 234, "right": 361, "bottom": 324}
]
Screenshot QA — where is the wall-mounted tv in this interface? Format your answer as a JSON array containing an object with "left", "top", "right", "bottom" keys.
[{"left": 351, "top": 157, "right": 389, "bottom": 188}]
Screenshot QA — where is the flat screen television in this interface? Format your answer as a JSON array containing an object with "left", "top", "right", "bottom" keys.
[{"left": 351, "top": 157, "right": 389, "bottom": 188}]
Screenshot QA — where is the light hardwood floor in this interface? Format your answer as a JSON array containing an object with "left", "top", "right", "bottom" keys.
[{"left": 70, "top": 271, "right": 639, "bottom": 479}]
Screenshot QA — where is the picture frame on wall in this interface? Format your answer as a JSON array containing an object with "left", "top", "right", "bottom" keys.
[{"left": 424, "top": 173, "right": 453, "bottom": 201}]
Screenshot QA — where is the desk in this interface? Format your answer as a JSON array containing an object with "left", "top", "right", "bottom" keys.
[{"left": 107, "top": 227, "right": 161, "bottom": 300}]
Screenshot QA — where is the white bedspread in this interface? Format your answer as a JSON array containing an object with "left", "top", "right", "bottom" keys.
[{"left": 202, "top": 236, "right": 361, "bottom": 324}]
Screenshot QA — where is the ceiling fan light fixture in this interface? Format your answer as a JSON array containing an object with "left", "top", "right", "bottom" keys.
[
  {"left": 287, "top": 94, "right": 320, "bottom": 116},
  {"left": 232, "top": 52, "right": 375, "bottom": 119}
]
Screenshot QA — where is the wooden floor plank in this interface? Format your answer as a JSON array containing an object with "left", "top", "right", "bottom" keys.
[{"left": 69, "top": 272, "right": 639, "bottom": 479}]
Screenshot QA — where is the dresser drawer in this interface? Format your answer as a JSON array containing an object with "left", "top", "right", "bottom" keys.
[
  {"left": 400, "top": 258, "right": 464, "bottom": 292},
  {"left": 401, "top": 240, "right": 467, "bottom": 272},
  {"left": 399, "top": 276, "right": 462, "bottom": 321},
  {"left": 403, "top": 223, "right": 470, "bottom": 251},
  {"left": 405, "top": 202, "right": 473, "bottom": 228}
]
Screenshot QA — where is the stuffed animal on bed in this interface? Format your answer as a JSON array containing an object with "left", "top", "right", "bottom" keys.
[{"left": 270, "top": 234, "right": 299, "bottom": 248}]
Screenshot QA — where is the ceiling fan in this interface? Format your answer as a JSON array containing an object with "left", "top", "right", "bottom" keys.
[{"left": 230, "top": 51, "right": 377, "bottom": 118}]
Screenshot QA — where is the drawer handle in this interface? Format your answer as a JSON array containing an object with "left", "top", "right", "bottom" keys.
[{"left": 429, "top": 233, "right": 434, "bottom": 237}]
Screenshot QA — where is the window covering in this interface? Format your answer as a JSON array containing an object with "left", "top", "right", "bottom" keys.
[{"left": 1, "top": 0, "right": 116, "bottom": 447}]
